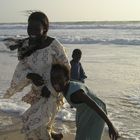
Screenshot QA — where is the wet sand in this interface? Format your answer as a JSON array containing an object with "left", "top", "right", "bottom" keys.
[
  {"left": 0, "top": 130, "right": 75, "bottom": 140},
  {"left": 0, "top": 126, "right": 125, "bottom": 140}
]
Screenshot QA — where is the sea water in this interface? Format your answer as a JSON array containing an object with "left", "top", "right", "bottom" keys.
[{"left": 0, "top": 21, "right": 140, "bottom": 139}]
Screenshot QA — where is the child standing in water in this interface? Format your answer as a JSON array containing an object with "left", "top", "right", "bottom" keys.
[
  {"left": 3, "top": 11, "right": 70, "bottom": 140},
  {"left": 70, "top": 49, "right": 87, "bottom": 83},
  {"left": 50, "top": 64, "right": 119, "bottom": 140}
]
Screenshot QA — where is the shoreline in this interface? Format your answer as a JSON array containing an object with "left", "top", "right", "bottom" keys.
[
  {"left": 0, "top": 123, "right": 125, "bottom": 140},
  {"left": 0, "top": 130, "right": 75, "bottom": 140}
]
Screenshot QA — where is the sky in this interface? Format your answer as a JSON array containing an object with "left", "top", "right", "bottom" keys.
[{"left": 1, "top": 0, "right": 140, "bottom": 23}]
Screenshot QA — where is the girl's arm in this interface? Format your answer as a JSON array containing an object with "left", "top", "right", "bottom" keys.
[
  {"left": 79, "top": 63, "right": 87, "bottom": 82},
  {"left": 3, "top": 61, "right": 31, "bottom": 98},
  {"left": 71, "top": 90, "right": 119, "bottom": 140}
]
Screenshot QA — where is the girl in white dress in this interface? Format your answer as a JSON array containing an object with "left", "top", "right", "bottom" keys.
[{"left": 3, "top": 11, "right": 70, "bottom": 140}]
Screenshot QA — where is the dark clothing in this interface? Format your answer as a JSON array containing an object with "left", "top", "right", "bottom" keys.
[{"left": 70, "top": 60, "right": 87, "bottom": 83}]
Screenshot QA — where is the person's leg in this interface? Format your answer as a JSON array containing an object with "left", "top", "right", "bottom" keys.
[
  {"left": 21, "top": 97, "right": 52, "bottom": 140},
  {"left": 24, "top": 126, "right": 51, "bottom": 140},
  {"left": 47, "top": 92, "right": 64, "bottom": 129},
  {"left": 22, "top": 92, "right": 64, "bottom": 140}
]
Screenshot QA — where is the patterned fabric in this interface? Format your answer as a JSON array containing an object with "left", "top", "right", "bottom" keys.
[
  {"left": 64, "top": 81, "right": 107, "bottom": 140},
  {"left": 21, "top": 85, "right": 42, "bottom": 105},
  {"left": 4, "top": 38, "right": 70, "bottom": 139}
]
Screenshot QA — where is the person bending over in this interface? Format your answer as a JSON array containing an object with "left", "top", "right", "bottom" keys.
[
  {"left": 50, "top": 64, "right": 119, "bottom": 140},
  {"left": 28, "top": 64, "right": 119, "bottom": 140}
]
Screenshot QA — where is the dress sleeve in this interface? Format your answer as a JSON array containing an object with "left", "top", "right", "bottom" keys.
[
  {"left": 3, "top": 61, "right": 31, "bottom": 98},
  {"left": 52, "top": 39, "right": 71, "bottom": 69}
]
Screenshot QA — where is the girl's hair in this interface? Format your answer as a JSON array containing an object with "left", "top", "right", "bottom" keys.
[
  {"left": 28, "top": 11, "right": 49, "bottom": 34},
  {"left": 51, "top": 64, "right": 70, "bottom": 80}
]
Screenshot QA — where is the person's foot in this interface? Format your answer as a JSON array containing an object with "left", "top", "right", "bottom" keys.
[{"left": 51, "top": 132, "right": 63, "bottom": 140}]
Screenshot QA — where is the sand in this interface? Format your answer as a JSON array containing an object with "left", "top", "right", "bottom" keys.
[
  {"left": 0, "top": 111, "right": 112, "bottom": 140},
  {"left": 0, "top": 125, "right": 125, "bottom": 140},
  {"left": 0, "top": 127, "right": 109, "bottom": 140},
  {"left": 0, "top": 130, "right": 75, "bottom": 140}
]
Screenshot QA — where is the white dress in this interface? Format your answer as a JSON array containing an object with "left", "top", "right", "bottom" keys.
[{"left": 4, "top": 38, "right": 70, "bottom": 140}]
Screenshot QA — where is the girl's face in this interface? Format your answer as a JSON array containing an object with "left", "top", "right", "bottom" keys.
[
  {"left": 51, "top": 70, "right": 68, "bottom": 92},
  {"left": 27, "top": 20, "right": 45, "bottom": 39}
]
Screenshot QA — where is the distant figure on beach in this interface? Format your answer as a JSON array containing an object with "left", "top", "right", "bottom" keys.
[
  {"left": 3, "top": 11, "right": 70, "bottom": 140},
  {"left": 50, "top": 64, "right": 119, "bottom": 140},
  {"left": 70, "top": 49, "right": 87, "bottom": 83}
]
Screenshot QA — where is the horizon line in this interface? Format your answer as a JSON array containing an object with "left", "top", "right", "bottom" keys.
[{"left": 1, "top": 20, "right": 140, "bottom": 24}]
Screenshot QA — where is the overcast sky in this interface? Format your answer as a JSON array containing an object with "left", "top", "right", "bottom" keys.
[{"left": 1, "top": 0, "right": 140, "bottom": 23}]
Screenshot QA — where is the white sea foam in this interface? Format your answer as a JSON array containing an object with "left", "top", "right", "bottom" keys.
[{"left": 1, "top": 22, "right": 140, "bottom": 45}]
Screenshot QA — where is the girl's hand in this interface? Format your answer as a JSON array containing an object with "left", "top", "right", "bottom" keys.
[
  {"left": 108, "top": 123, "right": 119, "bottom": 140},
  {"left": 26, "top": 73, "right": 44, "bottom": 86}
]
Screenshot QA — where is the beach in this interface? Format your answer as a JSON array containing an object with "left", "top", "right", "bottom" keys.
[
  {"left": 0, "top": 22, "right": 140, "bottom": 139},
  {"left": 0, "top": 107, "right": 111, "bottom": 140},
  {"left": 0, "top": 124, "right": 75, "bottom": 140},
  {"left": 1, "top": 44, "right": 140, "bottom": 139}
]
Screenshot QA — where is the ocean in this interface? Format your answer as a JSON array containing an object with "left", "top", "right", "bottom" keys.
[{"left": 0, "top": 21, "right": 140, "bottom": 140}]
